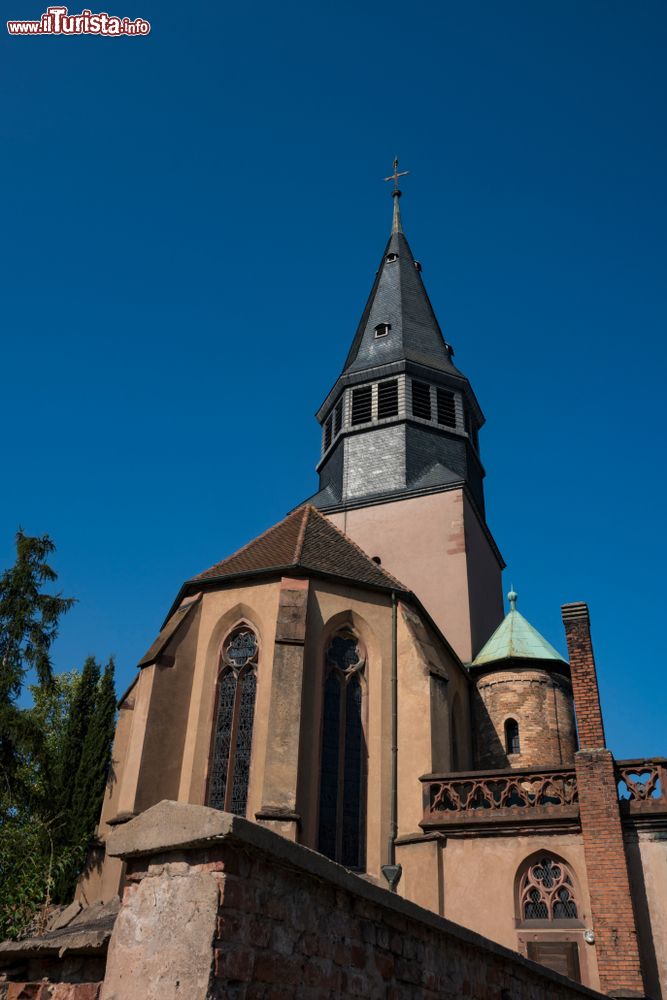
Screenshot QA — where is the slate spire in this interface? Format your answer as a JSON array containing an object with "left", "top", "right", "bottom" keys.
[
  {"left": 341, "top": 191, "right": 460, "bottom": 377},
  {"left": 308, "top": 176, "right": 487, "bottom": 515}
]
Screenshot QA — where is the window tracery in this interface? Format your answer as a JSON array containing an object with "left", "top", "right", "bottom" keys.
[
  {"left": 519, "top": 856, "right": 578, "bottom": 920},
  {"left": 318, "top": 631, "right": 366, "bottom": 870},
  {"left": 208, "top": 626, "right": 258, "bottom": 816}
]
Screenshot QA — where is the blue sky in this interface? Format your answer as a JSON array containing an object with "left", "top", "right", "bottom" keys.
[{"left": 1, "top": 1, "right": 665, "bottom": 759}]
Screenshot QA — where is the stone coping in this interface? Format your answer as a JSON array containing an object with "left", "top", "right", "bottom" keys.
[
  {"left": 0, "top": 899, "right": 119, "bottom": 965},
  {"left": 0, "top": 919, "right": 114, "bottom": 963},
  {"left": 108, "top": 800, "right": 605, "bottom": 999}
]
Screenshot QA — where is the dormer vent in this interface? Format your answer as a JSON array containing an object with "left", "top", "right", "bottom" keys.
[
  {"left": 374, "top": 323, "right": 391, "bottom": 338},
  {"left": 385, "top": 252, "right": 399, "bottom": 263}
]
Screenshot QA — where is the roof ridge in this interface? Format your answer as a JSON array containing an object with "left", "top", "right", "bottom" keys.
[
  {"left": 193, "top": 508, "right": 302, "bottom": 581},
  {"left": 293, "top": 505, "right": 310, "bottom": 563},
  {"left": 305, "top": 505, "right": 408, "bottom": 591}
]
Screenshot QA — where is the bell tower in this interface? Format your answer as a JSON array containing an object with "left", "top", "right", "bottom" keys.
[{"left": 305, "top": 166, "right": 504, "bottom": 662}]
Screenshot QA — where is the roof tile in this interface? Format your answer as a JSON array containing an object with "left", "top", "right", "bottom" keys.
[{"left": 193, "top": 506, "right": 406, "bottom": 592}]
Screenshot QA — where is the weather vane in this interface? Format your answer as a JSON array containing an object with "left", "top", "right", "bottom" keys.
[{"left": 384, "top": 157, "right": 409, "bottom": 195}]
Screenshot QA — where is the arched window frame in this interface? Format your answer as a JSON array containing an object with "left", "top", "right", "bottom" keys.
[
  {"left": 516, "top": 854, "right": 581, "bottom": 925},
  {"left": 206, "top": 622, "right": 259, "bottom": 817},
  {"left": 505, "top": 717, "right": 521, "bottom": 755},
  {"left": 317, "top": 628, "right": 368, "bottom": 870}
]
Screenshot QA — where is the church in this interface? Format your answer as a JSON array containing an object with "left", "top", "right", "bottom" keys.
[{"left": 79, "top": 173, "right": 666, "bottom": 998}]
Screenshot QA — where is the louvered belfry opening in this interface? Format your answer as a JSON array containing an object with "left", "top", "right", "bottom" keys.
[
  {"left": 333, "top": 399, "right": 343, "bottom": 436},
  {"left": 351, "top": 385, "right": 372, "bottom": 425},
  {"left": 377, "top": 379, "right": 399, "bottom": 420},
  {"left": 318, "top": 632, "right": 367, "bottom": 870},
  {"left": 436, "top": 387, "right": 456, "bottom": 428},
  {"left": 208, "top": 626, "right": 259, "bottom": 816},
  {"left": 411, "top": 379, "right": 431, "bottom": 420}
]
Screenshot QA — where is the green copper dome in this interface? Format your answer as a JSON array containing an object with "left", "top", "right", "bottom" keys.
[{"left": 471, "top": 591, "right": 567, "bottom": 668}]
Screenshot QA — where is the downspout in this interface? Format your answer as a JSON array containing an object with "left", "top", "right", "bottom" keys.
[{"left": 381, "top": 590, "right": 402, "bottom": 892}]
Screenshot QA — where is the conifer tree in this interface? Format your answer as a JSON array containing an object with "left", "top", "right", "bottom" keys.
[
  {"left": 0, "top": 532, "right": 118, "bottom": 921},
  {"left": 52, "top": 656, "right": 100, "bottom": 842},
  {"left": 0, "top": 530, "right": 74, "bottom": 807},
  {"left": 70, "top": 659, "right": 117, "bottom": 850}
]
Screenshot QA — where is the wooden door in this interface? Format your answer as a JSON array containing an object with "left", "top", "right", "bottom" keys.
[{"left": 526, "top": 940, "right": 581, "bottom": 982}]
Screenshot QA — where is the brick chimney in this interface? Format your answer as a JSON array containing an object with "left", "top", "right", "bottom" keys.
[{"left": 561, "top": 602, "right": 645, "bottom": 998}]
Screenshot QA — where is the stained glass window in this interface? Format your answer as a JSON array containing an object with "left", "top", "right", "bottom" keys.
[
  {"left": 208, "top": 627, "right": 258, "bottom": 816},
  {"left": 520, "top": 856, "right": 578, "bottom": 920},
  {"left": 317, "top": 632, "right": 366, "bottom": 870}
]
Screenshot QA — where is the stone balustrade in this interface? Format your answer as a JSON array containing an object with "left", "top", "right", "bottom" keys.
[
  {"left": 420, "top": 766, "right": 580, "bottom": 831},
  {"left": 420, "top": 758, "right": 667, "bottom": 831},
  {"left": 616, "top": 757, "right": 667, "bottom": 818}
]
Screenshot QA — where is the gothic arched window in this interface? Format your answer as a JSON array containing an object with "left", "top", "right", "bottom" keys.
[
  {"left": 208, "top": 626, "right": 258, "bottom": 816},
  {"left": 519, "top": 856, "right": 578, "bottom": 920},
  {"left": 318, "top": 632, "right": 366, "bottom": 870},
  {"left": 505, "top": 717, "right": 521, "bottom": 755}
]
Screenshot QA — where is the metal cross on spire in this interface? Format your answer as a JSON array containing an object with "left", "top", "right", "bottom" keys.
[{"left": 384, "top": 157, "right": 409, "bottom": 196}]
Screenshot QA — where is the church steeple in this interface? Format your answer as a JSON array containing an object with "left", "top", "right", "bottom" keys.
[
  {"left": 306, "top": 172, "right": 487, "bottom": 518},
  {"left": 341, "top": 202, "right": 461, "bottom": 379}
]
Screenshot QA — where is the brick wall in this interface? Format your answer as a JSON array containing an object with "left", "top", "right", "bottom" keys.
[
  {"left": 0, "top": 984, "right": 99, "bottom": 999},
  {"left": 561, "top": 604, "right": 605, "bottom": 750},
  {"left": 562, "top": 603, "right": 645, "bottom": 998},
  {"left": 473, "top": 667, "right": 576, "bottom": 769},
  {"left": 210, "top": 845, "right": 596, "bottom": 999},
  {"left": 101, "top": 801, "right": 606, "bottom": 1000}
]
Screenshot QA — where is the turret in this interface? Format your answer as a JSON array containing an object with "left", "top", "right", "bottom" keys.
[{"left": 470, "top": 591, "right": 577, "bottom": 769}]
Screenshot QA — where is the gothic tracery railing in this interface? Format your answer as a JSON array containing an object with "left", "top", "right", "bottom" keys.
[
  {"left": 616, "top": 758, "right": 667, "bottom": 812},
  {"left": 422, "top": 767, "right": 578, "bottom": 828},
  {"left": 420, "top": 758, "right": 667, "bottom": 829}
]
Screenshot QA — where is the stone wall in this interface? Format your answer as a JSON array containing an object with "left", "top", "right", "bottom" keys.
[{"left": 100, "top": 801, "right": 606, "bottom": 1000}]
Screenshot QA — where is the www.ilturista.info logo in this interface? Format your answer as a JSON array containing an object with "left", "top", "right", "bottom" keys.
[{"left": 7, "top": 6, "right": 150, "bottom": 34}]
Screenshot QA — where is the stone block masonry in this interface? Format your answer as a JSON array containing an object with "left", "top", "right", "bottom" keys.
[{"left": 100, "top": 800, "right": 605, "bottom": 1000}]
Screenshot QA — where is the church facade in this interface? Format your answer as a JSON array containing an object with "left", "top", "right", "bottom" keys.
[{"left": 80, "top": 187, "right": 667, "bottom": 999}]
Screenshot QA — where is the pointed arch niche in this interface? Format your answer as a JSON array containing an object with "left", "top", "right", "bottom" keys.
[
  {"left": 515, "top": 851, "right": 583, "bottom": 983},
  {"left": 317, "top": 627, "right": 368, "bottom": 870},
  {"left": 207, "top": 622, "right": 259, "bottom": 816}
]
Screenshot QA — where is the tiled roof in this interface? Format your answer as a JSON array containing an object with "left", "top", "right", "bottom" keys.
[{"left": 192, "top": 505, "right": 407, "bottom": 592}]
